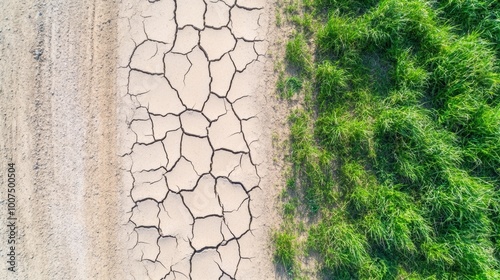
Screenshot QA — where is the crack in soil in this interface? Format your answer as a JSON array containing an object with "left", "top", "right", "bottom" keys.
[{"left": 122, "top": 0, "right": 266, "bottom": 279}]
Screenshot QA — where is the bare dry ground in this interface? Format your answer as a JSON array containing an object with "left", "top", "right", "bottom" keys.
[
  {"left": 0, "top": 0, "right": 127, "bottom": 279},
  {"left": 118, "top": 0, "right": 285, "bottom": 279},
  {"left": 0, "top": 0, "right": 283, "bottom": 279}
]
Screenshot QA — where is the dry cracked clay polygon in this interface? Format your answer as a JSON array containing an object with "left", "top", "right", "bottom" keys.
[{"left": 119, "top": 0, "right": 269, "bottom": 279}]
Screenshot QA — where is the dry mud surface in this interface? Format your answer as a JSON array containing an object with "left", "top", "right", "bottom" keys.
[
  {"left": 118, "top": 0, "right": 280, "bottom": 279},
  {"left": 0, "top": 0, "right": 281, "bottom": 279}
]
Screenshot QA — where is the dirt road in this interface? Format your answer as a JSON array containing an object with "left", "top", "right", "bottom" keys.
[
  {"left": 0, "top": 0, "right": 126, "bottom": 279},
  {"left": 0, "top": 0, "right": 280, "bottom": 279}
]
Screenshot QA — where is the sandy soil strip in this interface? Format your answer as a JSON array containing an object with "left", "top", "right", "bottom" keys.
[
  {"left": 0, "top": 0, "right": 127, "bottom": 279},
  {"left": 117, "top": 0, "right": 281, "bottom": 279}
]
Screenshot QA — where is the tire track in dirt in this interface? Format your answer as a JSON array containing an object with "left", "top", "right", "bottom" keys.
[{"left": 0, "top": 0, "right": 126, "bottom": 279}]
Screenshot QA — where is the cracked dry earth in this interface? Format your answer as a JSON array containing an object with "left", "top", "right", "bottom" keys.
[{"left": 118, "top": 0, "right": 275, "bottom": 279}]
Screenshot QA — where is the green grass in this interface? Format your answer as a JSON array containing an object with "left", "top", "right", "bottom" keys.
[
  {"left": 437, "top": 0, "right": 500, "bottom": 55},
  {"left": 274, "top": 0, "right": 500, "bottom": 278},
  {"left": 274, "top": 230, "right": 298, "bottom": 275},
  {"left": 308, "top": 212, "right": 373, "bottom": 278},
  {"left": 278, "top": 76, "right": 304, "bottom": 99},
  {"left": 286, "top": 33, "right": 312, "bottom": 73}
]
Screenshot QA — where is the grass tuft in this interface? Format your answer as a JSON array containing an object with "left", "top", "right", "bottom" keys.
[
  {"left": 286, "top": 33, "right": 312, "bottom": 73},
  {"left": 274, "top": 231, "right": 297, "bottom": 275},
  {"left": 278, "top": 76, "right": 303, "bottom": 99}
]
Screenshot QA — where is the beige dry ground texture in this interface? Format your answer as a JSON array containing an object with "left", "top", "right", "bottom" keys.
[
  {"left": 118, "top": 0, "right": 285, "bottom": 279},
  {"left": 0, "top": 0, "right": 284, "bottom": 279},
  {"left": 0, "top": 0, "right": 127, "bottom": 279}
]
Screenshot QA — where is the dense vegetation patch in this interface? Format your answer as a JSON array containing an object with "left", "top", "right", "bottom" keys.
[{"left": 275, "top": 0, "right": 500, "bottom": 278}]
